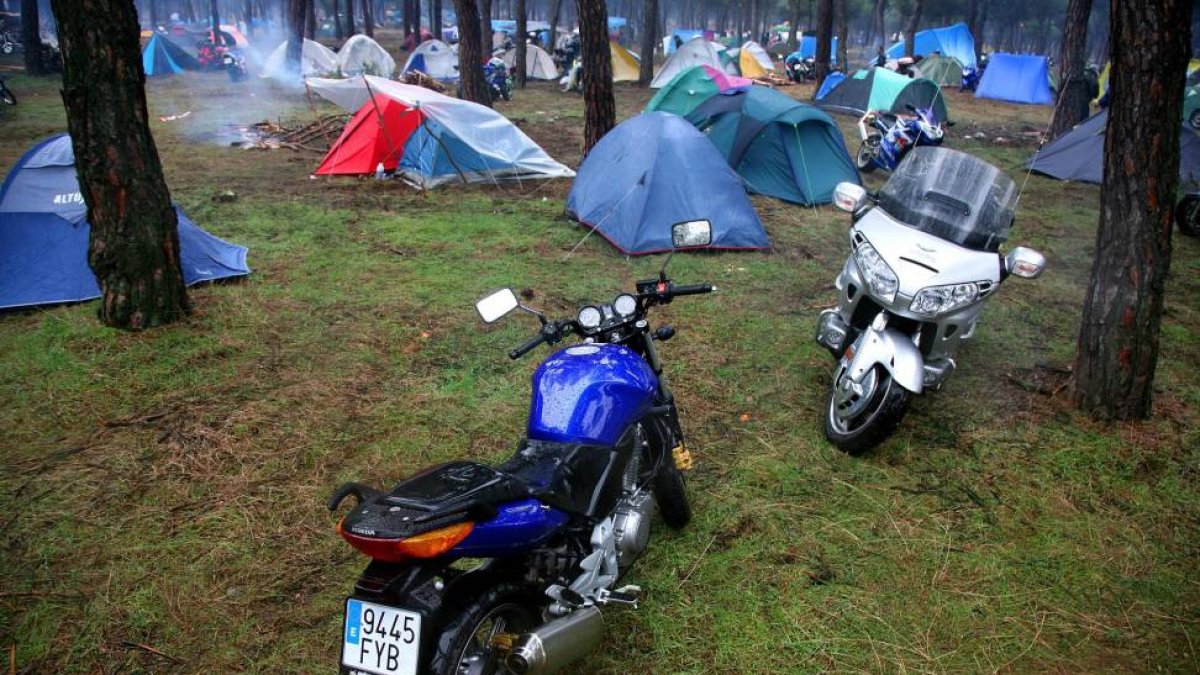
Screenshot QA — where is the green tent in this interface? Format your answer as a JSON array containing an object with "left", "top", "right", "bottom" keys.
[
  {"left": 648, "top": 83, "right": 860, "bottom": 204},
  {"left": 917, "top": 54, "right": 965, "bottom": 87},
  {"left": 646, "top": 64, "right": 737, "bottom": 117},
  {"left": 817, "top": 67, "right": 950, "bottom": 123}
]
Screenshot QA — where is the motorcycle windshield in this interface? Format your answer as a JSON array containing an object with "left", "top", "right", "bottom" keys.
[{"left": 876, "top": 147, "right": 1017, "bottom": 252}]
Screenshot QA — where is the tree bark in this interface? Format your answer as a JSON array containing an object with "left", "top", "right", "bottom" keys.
[
  {"left": 454, "top": 0, "right": 491, "bottom": 105},
  {"left": 638, "top": 0, "right": 656, "bottom": 85},
  {"left": 331, "top": 0, "right": 343, "bottom": 38},
  {"left": 577, "top": 0, "right": 614, "bottom": 154},
  {"left": 904, "top": 0, "right": 923, "bottom": 57},
  {"left": 786, "top": 0, "right": 799, "bottom": 52},
  {"left": 149, "top": 0, "right": 160, "bottom": 27},
  {"left": 1048, "top": 0, "right": 1093, "bottom": 139},
  {"left": 836, "top": 0, "right": 847, "bottom": 68},
  {"left": 362, "top": 0, "right": 374, "bottom": 37},
  {"left": 975, "top": 0, "right": 988, "bottom": 61},
  {"left": 433, "top": 0, "right": 442, "bottom": 38},
  {"left": 1072, "top": 0, "right": 1192, "bottom": 420},
  {"left": 51, "top": 0, "right": 189, "bottom": 330},
  {"left": 306, "top": 0, "right": 316, "bottom": 39},
  {"left": 209, "top": 0, "right": 219, "bottom": 33},
  {"left": 286, "top": 0, "right": 305, "bottom": 73},
  {"left": 813, "top": 0, "right": 832, "bottom": 90},
  {"left": 514, "top": 0, "right": 526, "bottom": 86},
  {"left": 21, "top": 0, "right": 44, "bottom": 76},
  {"left": 548, "top": 0, "right": 562, "bottom": 49},
  {"left": 479, "top": 0, "right": 492, "bottom": 52},
  {"left": 872, "top": 0, "right": 887, "bottom": 52}
]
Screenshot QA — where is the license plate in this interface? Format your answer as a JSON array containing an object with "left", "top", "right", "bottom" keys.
[{"left": 341, "top": 598, "right": 423, "bottom": 675}]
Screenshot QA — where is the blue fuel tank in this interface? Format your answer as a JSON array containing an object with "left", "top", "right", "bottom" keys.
[{"left": 527, "top": 343, "right": 658, "bottom": 446}]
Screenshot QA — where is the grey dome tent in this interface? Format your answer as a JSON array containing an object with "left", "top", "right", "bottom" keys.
[{"left": 1027, "top": 110, "right": 1200, "bottom": 186}]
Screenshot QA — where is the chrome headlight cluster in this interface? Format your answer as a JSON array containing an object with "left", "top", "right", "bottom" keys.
[
  {"left": 853, "top": 241, "right": 899, "bottom": 303},
  {"left": 910, "top": 282, "right": 981, "bottom": 316},
  {"left": 577, "top": 306, "right": 602, "bottom": 329},
  {"left": 613, "top": 294, "right": 637, "bottom": 317}
]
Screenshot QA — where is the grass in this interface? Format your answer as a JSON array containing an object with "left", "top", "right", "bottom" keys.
[{"left": 3, "top": 42, "right": 1200, "bottom": 673}]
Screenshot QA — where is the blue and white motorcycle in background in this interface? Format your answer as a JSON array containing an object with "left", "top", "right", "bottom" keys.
[
  {"left": 855, "top": 104, "right": 949, "bottom": 174},
  {"left": 329, "top": 221, "right": 715, "bottom": 675},
  {"left": 816, "top": 148, "right": 1045, "bottom": 454}
]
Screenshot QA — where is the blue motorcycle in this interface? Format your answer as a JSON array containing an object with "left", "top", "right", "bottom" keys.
[
  {"left": 485, "top": 56, "right": 512, "bottom": 102},
  {"left": 855, "top": 104, "right": 948, "bottom": 174},
  {"left": 330, "top": 221, "right": 715, "bottom": 675}
]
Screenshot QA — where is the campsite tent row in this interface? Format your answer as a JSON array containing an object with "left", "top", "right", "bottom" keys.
[
  {"left": 652, "top": 36, "right": 777, "bottom": 87},
  {"left": 144, "top": 32, "right": 397, "bottom": 79},
  {"left": 402, "top": 39, "right": 640, "bottom": 82}
]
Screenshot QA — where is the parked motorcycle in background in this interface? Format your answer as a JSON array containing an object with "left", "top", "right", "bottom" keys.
[
  {"left": 855, "top": 104, "right": 949, "bottom": 174},
  {"left": 815, "top": 147, "right": 1045, "bottom": 453},
  {"left": 0, "top": 75, "right": 15, "bottom": 107},
  {"left": 485, "top": 55, "right": 512, "bottom": 102},
  {"left": 222, "top": 49, "right": 248, "bottom": 82},
  {"left": 329, "top": 221, "right": 716, "bottom": 675},
  {"left": 960, "top": 66, "right": 981, "bottom": 92},
  {"left": 784, "top": 54, "right": 815, "bottom": 83}
]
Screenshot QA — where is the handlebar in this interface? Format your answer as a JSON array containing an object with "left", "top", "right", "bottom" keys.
[
  {"left": 509, "top": 330, "right": 549, "bottom": 360},
  {"left": 670, "top": 283, "right": 715, "bottom": 297}
]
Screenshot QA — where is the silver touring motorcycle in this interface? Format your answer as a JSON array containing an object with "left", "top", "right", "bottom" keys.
[{"left": 815, "top": 147, "right": 1046, "bottom": 453}]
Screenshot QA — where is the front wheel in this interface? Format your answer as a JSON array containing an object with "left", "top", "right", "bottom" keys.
[
  {"left": 1, "top": 42, "right": 13, "bottom": 55},
  {"left": 1190, "top": 109, "right": 1200, "bottom": 131},
  {"left": 824, "top": 363, "right": 910, "bottom": 455},
  {"left": 856, "top": 135, "right": 880, "bottom": 173},
  {"left": 1176, "top": 193, "right": 1200, "bottom": 237},
  {"left": 426, "top": 583, "right": 542, "bottom": 675},
  {"left": 653, "top": 451, "right": 691, "bottom": 528}
]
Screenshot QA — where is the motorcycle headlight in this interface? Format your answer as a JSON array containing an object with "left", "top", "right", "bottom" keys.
[
  {"left": 910, "top": 282, "right": 981, "bottom": 316},
  {"left": 853, "top": 241, "right": 899, "bottom": 303}
]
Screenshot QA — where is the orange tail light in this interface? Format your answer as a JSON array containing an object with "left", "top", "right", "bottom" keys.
[{"left": 338, "top": 518, "right": 475, "bottom": 562}]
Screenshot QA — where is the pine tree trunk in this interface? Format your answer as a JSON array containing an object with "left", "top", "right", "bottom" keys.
[
  {"left": 814, "top": 0, "right": 832, "bottom": 90},
  {"left": 21, "top": 0, "right": 44, "bottom": 75},
  {"left": 515, "top": 0, "right": 526, "bottom": 86},
  {"left": 331, "top": 0, "right": 343, "bottom": 38},
  {"left": 433, "top": 0, "right": 442, "bottom": 37},
  {"left": 872, "top": 0, "right": 887, "bottom": 51},
  {"left": 786, "top": 0, "right": 799, "bottom": 52},
  {"left": 1049, "top": 0, "right": 1093, "bottom": 139},
  {"left": 286, "top": 0, "right": 305, "bottom": 72},
  {"left": 51, "top": 0, "right": 189, "bottom": 330},
  {"left": 243, "top": 0, "right": 255, "bottom": 37},
  {"left": 577, "top": 0, "right": 613, "bottom": 154},
  {"left": 306, "top": 0, "right": 316, "bottom": 39},
  {"left": 638, "top": 0, "right": 656, "bottom": 84},
  {"left": 150, "top": 0, "right": 161, "bottom": 27},
  {"left": 210, "top": 0, "right": 219, "bottom": 32},
  {"left": 548, "top": 0, "right": 562, "bottom": 49},
  {"left": 904, "top": 0, "right": 923, "bottom": 56},
  {"left": 1072, "top": 0, "right": 1192, "bottom": 420},
  {"left": 836, "top": 0, "right": 847, "bottom": 67},
  {"left": 480, "top": 0, "right": 492, "bottom": 51},
  {"left": 454, "top": 0, "right": 491, "bottom": 105},
  {"left": 362, "top": 0, "right": 374, "bottom": 37},
  {"left": 976, "top": 0, "right": 988, "bottom": 61}
]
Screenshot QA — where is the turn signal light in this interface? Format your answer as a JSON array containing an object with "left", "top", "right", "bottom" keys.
[{"left": 338, "top": 519, "right": 475, "bottom": 562}]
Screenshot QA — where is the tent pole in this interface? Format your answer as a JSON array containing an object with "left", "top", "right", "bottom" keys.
[
  {"left": 362, "top": 74, "right": 404, "bottom": 170},
  {"left": 418, "top": 113, "right": 471, "bottom": 186}
]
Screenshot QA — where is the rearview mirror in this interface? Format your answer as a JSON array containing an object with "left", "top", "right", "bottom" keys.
[
  {"left": 833, "top": 182, "right": 868, "bottom": 213},
  {"left": 1004, "top": 247, "right": 1046, "bottom": 279},
  {"left": 476, "top": 288, "right": 519, "bottom": 323},
  {"left": 671, "top": 220, "right": 712, "bottom": 248}
]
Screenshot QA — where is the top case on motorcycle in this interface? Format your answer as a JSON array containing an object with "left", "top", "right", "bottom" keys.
[{"left": 341, "top": 438, "right": 629, "bottom": 540}]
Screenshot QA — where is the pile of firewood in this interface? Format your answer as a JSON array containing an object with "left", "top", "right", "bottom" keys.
[
  {"left": 227, "top": 114, "right": 348, "bottom": 152},
  {"left": 753, "top": 73, "right": 794, "bottom": 87},
  {"left": 401, "top": 70, "right": 447, "bottom": 93}
]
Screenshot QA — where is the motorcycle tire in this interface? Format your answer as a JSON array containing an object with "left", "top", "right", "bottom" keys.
[
  {"left": 824, "top": 363, "right": 910, "bottom": 455},
  {"left": 1190, "top": 109, "right": 1200, "bottom": 131},
  {"left": 1, "top": 42, "right": 13, "bottom": 55},
  {"left": 1176, "top": 193, "right": 1200, "bottom": 237},
  {"left": 426, "top": 583, "right": 542, "bottom": 675},
  {"left": 653, "top": 450, "right": 691, "bottom": 528},
  {"left": 0, "top": 81, "right": 15, "bottom": 106},
  {"left": 856, "top": 136, "right": 881, "bottom": 174}
]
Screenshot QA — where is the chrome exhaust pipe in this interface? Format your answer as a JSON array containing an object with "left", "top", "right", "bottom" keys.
[{"left": 506, "top": 606, "right": 603, "bottom": 675}]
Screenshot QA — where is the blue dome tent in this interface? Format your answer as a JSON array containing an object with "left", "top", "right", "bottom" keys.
[
  {"left": 885, "top": 22, "right": 976, "bottom": 69},
  {"left": 975, "top": 53, "right": 1054, "bottom": 105},
  {"left": 566, "top": 113, "right": 769, "bottom": 255},
  {"left": 0, "top": 135, "right": 250, "bottom": 310},
  {"left": 142, "top": 33, "right": 200, "bottom": 76}
]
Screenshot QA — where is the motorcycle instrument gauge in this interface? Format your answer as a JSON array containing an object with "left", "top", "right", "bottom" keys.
[
  {"left": 578, "top": 306, "right": 602, "bottom": 330},
  {"left": 613, "top": 294, "right": 637, "bottom": 317}
]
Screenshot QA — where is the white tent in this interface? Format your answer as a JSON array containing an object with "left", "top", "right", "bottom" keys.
[
  {"left": 262, "top": 39, "right": 338, "bottom": 78},
  {"left": 401, "top": 39, "right": 460, "bottom": 80},
  {"left": 740, "top": 41, "right": 774, "bottom": 71},
  {"left": 502, "top": 45, "right": 559, "bottom": 80},
  {"left": 306, "top": 75, "right": 575, "bottom": 187},
  {"left": 651, "top": 36, "right": 724, "bottom": 88},
  {"left": 338, "top": 34, "right": 396, "bottom": 78}
]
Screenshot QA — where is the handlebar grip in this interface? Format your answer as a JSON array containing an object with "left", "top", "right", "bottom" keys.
[
  {"left": 509, "top": 332, "right": 547, "bottom": 360},
  {"left": 672, "top": 283, "right": 715, "bottom": 297}
]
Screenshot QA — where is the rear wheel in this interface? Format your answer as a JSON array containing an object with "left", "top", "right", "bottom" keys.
[
  {"left": 824, "top": 363, "right": 910, "bottom": 455},
  {"left": 1190, "top": 109, "right": 1200, "bottom": 131},
  {"left": 426, "top": 583, "right": 542, "bottom": 675},
  {"left": 856, "top": 135, "right": 880, "bottom": 173},
  {"left": 1176, "top": 193, "right": 1200, "bottom": 237}
]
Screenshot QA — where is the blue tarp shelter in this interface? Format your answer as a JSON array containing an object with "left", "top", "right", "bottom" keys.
[
  {"left": 0, "top": 135, "right": 250, "bottom": 310},
  {"left": 142, "top": 33, "right": 200, "bottom": 76},
  {"left": 1027, "top": 111, "right": 1200, "bottom": 186},
  {"left": 667, "top": 29, "right": 705, "bottom": 54},
  {"left": 788, "top": 36, "right": 839, "bottom": 64},
  {"left": 975, "top": 53, "right": 1053, "bottom": 104},
  {"left": 566, "top": 113, "right": 769, "bottom": 255},
  {"left": 886, "top": 22, "right": 976, "bottom": 69}
]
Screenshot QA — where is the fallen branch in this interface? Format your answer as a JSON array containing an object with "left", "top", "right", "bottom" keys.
[{"left": 120, "top": 642, "right": 180, "bottom": 664}]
